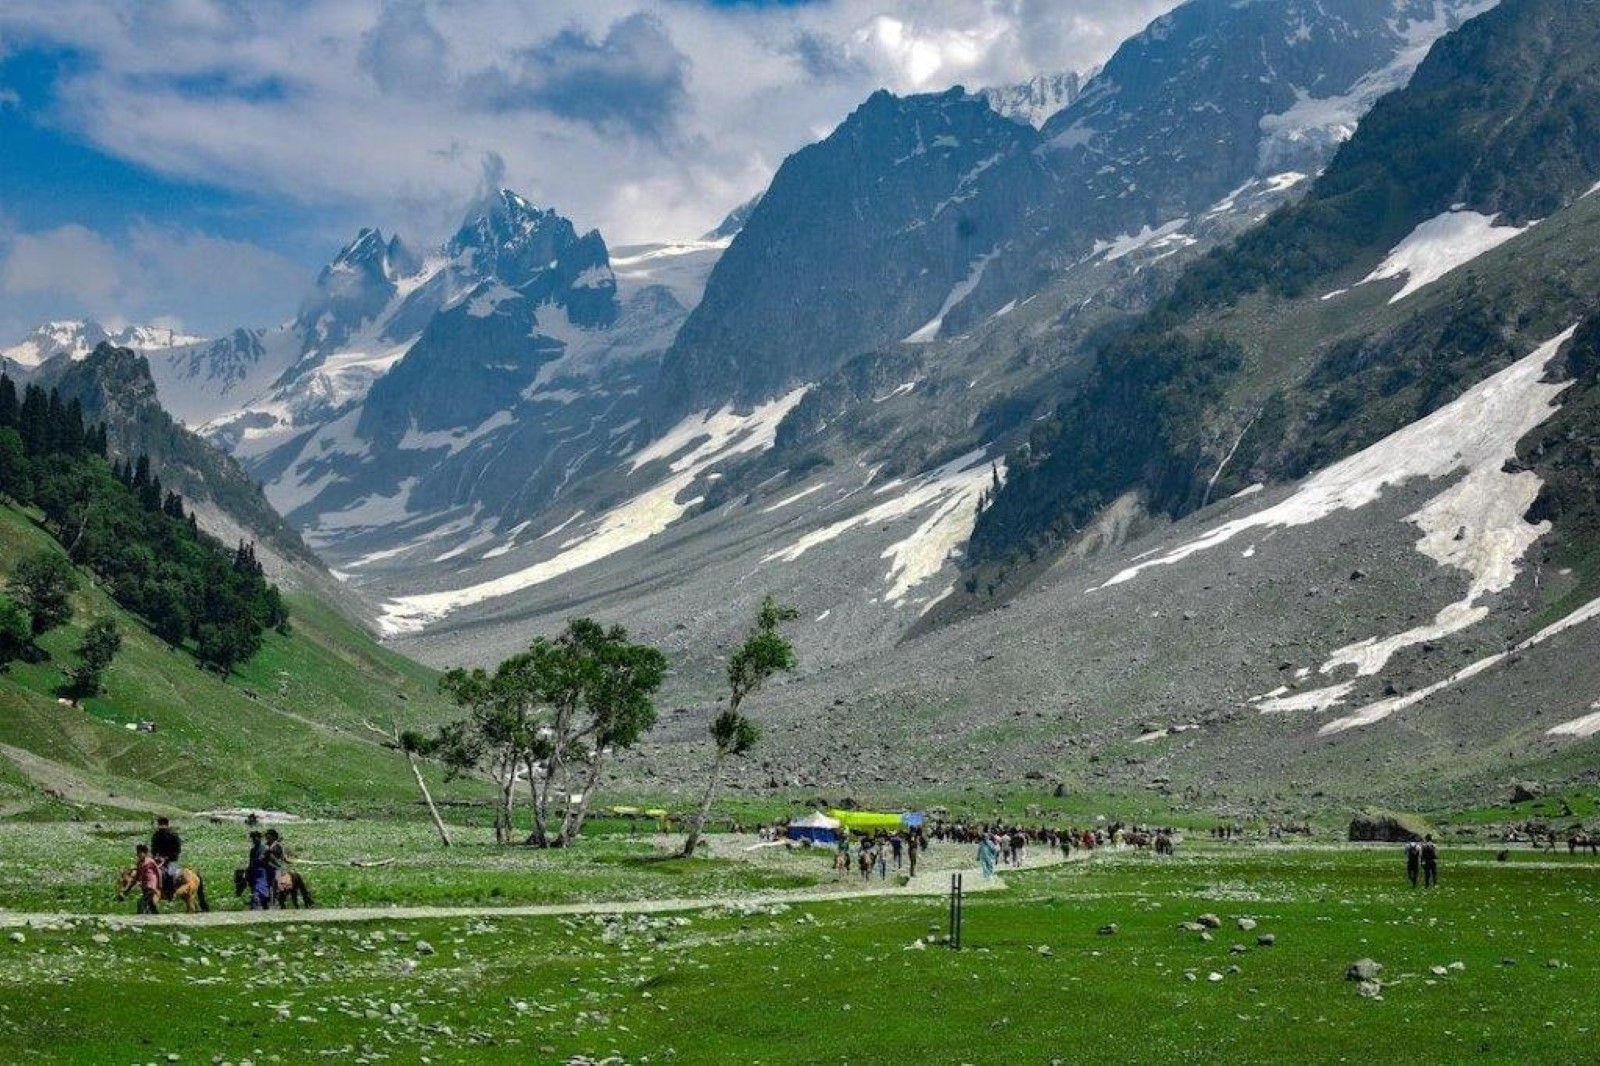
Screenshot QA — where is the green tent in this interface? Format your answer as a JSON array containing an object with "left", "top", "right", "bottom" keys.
[{"left": 830, "top": 810, "right": 909, "bottom": 834}]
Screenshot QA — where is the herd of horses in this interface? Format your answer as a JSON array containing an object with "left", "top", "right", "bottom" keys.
[{"left": 114, "top": 865, "right": 314, "bottom": 914}]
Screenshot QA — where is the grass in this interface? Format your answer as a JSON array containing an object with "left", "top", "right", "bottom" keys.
[
  {"left": 0, "top": 819, "right": 827, "bottom": 914},
  {"left": 0, "top": 842, "right": 1595, "bottom": 1063},
  {"left": 0, "top": 502, "right": 468, "bottom": 819}
]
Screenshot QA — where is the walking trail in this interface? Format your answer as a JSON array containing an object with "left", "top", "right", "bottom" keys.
[{"left": 0, "top": 848, "right": 1082, "bottom": 930}]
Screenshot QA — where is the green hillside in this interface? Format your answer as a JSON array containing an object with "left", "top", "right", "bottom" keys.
[{"left": 0, "top": 500, "right": 464, "bottom": 820}]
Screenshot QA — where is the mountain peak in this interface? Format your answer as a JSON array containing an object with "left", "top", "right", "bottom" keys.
[{"left": 4, "top": 319, "right": 203, "bottom": 369}]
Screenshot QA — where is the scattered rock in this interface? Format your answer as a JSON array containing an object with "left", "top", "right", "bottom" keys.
[
  {"left": 1346, "top": 958, "right": 1383, "bottom": 982},
  {"left": 1177, "top": 921, "right": 1206, "bottom": 933},
  {"left": 1510, "top": 781, "right": 1543, "bottom": 804},
  {"left": 1500, "top": 958, "right": 1517, "bottom": 967},
  {"left": 91, "top": 933, "right": 111, "bottom": 945},
  {"left": 415, "top": 941, "right": 436, "bottom": 956},
  {"left": 1230, "top": 944, "right": 1248, "bottom": 955},
  {"left": 7, "top": 932, "right": 22, "bottom": 944},
  {"left": 1097, "top": 924, "right": 1119, "bottom": 936},
  {"left": 1196, "top": 914, "right": 1222, "bottom": 929},
  {"left": 1358, "top": 979, "right": 1383, "bottom": 999},
  {"left": 1236, "top": 918, "right": 1257, "bottom": 932},
  {"left": 1546, "top": 959, "right": 1564, "bottom": 970},
  {"left": 1207, "top": 972, "right": 1224, "bottom": 983},
  {"left": 1430, "top": 965, "right": 1448, "bottom": 976},
  {"left": 1257, "top": 934, "right": 1276, "bottom": 947}
]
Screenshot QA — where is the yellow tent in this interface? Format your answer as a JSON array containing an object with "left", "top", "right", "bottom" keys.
[{"left": 829, "top": 809, "right": 907, "bottom": 834}]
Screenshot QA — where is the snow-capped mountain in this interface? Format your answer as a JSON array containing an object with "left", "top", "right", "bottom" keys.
[
  {"left": 976, "top": 72, "right": 1082, "bottom": 128},
  {"left": 3, "top": 320, "right": 203, "bottom": 369}
]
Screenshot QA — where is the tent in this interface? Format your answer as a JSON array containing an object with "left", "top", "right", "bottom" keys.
[
  {"left": 787, "top": 811, "right": 842, "bottom": 844},
  {"left": 830, "top": 809, "right": 920, "bottom": 835}
]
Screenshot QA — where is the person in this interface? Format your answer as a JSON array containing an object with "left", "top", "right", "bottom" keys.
[
  {"left": 890, "top": 833, "right": 904, "bottom": 870},
  {"left": 264, "top": 828, "right": 290, "bottom": 902},
  {"left": 907, "top": 834, "right": 919, "bottom": 878},
  {"left": 875, "top": 843, "right": 888, "bottom": 881},
  {"left": 246, "top": 831, "right": 271, "bottom": 910},
  {"left": 1405, "top": 839, "right": 1421, "bottom": 888},
  {"left": 151, "top": 816, "right": 182, "bottom": 900},
  {"left": 835, "top": 834, "right": 851, "bottom": 878},
  {"left": 133, "top": 844, "right": 160, "bottom": 914},
  {"left": 977, "top": 834, "right": 998, "bottom": 880},
  {"left": 1421, "top": 834, "right": 1439, "bottom": 888}
]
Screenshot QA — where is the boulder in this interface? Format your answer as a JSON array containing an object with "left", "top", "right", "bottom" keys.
[
  {"left": 1348, "top": 809, "right": 1429, "bottom": 843},
  {"left": 1509, "top": 781, "right": 1543, "bottom": 803}
]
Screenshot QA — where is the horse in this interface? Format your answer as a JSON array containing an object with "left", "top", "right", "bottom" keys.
[
  {"left": 116, "top": 866, "right": 210, "bottom": 913},
  {"left": 233, "top": 866, "right": 315, "bottom": 908}
]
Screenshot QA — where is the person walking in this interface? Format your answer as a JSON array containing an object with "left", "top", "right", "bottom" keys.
[
  {"left": 1421, "top": 834, "right": 1440, "bottom": 888},
  {"left": 977, "top": 834, "right": 998, "bottom": 880},
  {"left": 1405, "top": 839, "right": 1421, "bottom": 888},
  {"left": 246, "top": 831, "right": 272, "bottom": 910},
  {"left": 133, "top": 844, "right": 160, "bottom": 914},
  {"left": 890, "top": 833, "right": 904, "bottom": 870}
]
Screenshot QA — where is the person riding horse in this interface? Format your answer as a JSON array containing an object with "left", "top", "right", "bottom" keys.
[{"left": 151, "top": 816, "right": 182, "bottom": 899}]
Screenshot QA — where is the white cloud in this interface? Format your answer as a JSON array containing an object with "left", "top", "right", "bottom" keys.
[
  {"left": 0, "top": 221, "right": 304, "bottom": 337},
  {"left": 0, "top": 1, "right": 1179, "bottom": 244},
  {"left": 0, "top": 1, "right": 1180, "bottom": 336}
]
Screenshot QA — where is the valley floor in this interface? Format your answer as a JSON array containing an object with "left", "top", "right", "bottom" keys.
[{"left": 1, "top": 823, "right": 1597, "bottom": 1063}]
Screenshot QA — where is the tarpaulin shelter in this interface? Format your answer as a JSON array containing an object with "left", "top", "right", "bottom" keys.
[
  {"left": 787, "top": 811, "right": 842, "bottom": 844},
  {"left": 829, "top": 810, "right": 923, "bottom": 835}
]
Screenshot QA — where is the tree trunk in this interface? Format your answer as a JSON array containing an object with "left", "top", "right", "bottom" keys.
[
  {"left": 680, "top": 748, "right": 728, "bottom": 858},
  {"left": 561, "top": 754, "right": 607, "bottom": 844},
  {"left": 495, "top": 757, "right": 516, "bottom": 846},
  {"left": 405, "top": 750, "right": 451, "bottom": 847},
  {"left": 525, "top": 756, "right": 552, "bottom": 847}
]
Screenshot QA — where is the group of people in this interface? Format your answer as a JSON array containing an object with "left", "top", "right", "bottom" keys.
[
  {"left": 127, "top": 816, "right": 295, "bottom": 913},
  {"left": 1404, "top": 835, "right": 1441, "bottom": 888},
  {"left": 834, "top": 829, "right": 926, "bottom": 880}
]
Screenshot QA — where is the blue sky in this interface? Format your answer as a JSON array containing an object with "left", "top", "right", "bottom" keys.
[{"left": 0, "top": 0, "right": 1177, "bottom": 340}]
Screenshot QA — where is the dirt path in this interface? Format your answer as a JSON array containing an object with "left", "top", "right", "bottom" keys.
[
  {"left": 0, "top": 849, "right": 1079, "bottom": 930},
  {"left": 0, "top": 743, "right": 176, "bottom": 816}
]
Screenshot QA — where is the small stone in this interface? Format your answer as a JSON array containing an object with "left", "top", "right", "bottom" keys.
[
  {"left": 1500, "top": 958, "right": 1517, "bottom": 967},
  {"left": 1358, "top": 979, "right": 1383, "bottom": 999},
  {"left": 1097, "top": 924, "right": 1118, "bottom": 936},
  {"left": 1230, "top": 944, "right": 1248, "bottom": 955},
  {"left": 1177, "top": 922, "right": 1206, "bottom": 933},
  {"left": 1207, "top": 972, "right": 1224, "bottom": 983},
  {"left": 7, "top": 932, "right": 22, "bottom": 944},
  {"left": 1183, "top": 972, "right": 1198, "bottom": 982},
  {"left": 1346, "top": 958, "right": 1383, "bottom": 982},
  {"left": 1430, "top": 965, "right": 1448, "bottom": 976},
  {"left": 1200, "top": 931, "right": 1214, "bottom": 942},
  {"left": 1236, "top": 918, "right": 1257, "bottom": 932},
  {"left": 1037, "top": 945, "right": 1053, "bottom": 956},
  {"left": 1227, "top": 964, "right": 1241, "bottom": 975},
  {"left": 1546, "top": 959, "right": 1563, "bottom": 969},
  {"left": 416, "top": 941, "right": 435, "bottom": 956},
  {"left": 1196, "top": 914, "right": 1222, "bottom": 929},
  {"left": 1448, "top": 961, "right": 1464, "bottom": 972},
  {"left": 91, "top": 933, "right": 111, "bottom": 945},
  {"left": 1257, "top": 934, "right": 1276, "bottom": 947}
]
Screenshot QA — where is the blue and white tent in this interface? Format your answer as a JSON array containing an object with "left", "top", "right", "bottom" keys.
[{"left": 787, "top": 811, "right": 842, "bottom": 844}]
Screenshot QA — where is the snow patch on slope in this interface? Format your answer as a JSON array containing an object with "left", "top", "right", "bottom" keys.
[
  {"left": 377, "top": 387, "right": 809, "bottom": 635},
  {"left": 903, "top": 249, "right": 999, "bottom": 343},
  {"left": 1357, "top": 210, "right": 1531, "bottom": 304},
  {"left": 763, "top": 450, "right": 1000, "bottom": 611},
  {"left": 1325, "top": 591, "right": 1600, "bottom": 735}
]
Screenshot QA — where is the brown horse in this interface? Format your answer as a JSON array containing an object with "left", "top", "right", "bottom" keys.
[{"left": 116, "top": 866, "right": 210, "bottom": 913}]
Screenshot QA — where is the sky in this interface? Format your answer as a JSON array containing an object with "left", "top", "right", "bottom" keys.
[{"left": 0, "top": 0, "right": 1181, "bottom": 340}]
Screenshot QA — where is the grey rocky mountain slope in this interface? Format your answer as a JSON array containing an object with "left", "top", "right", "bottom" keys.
[{"left": 402, "top": 0, "right": 1600, "bottom": 810}]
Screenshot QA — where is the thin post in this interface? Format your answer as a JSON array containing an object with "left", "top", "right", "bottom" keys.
[{"left": 949, "top": 872, "right": 964, "bottom": 950}]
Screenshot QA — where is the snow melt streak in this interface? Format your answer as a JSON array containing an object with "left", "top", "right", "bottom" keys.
[{"left": 378, "top": 387, "right": 809, "bottom": 635}]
